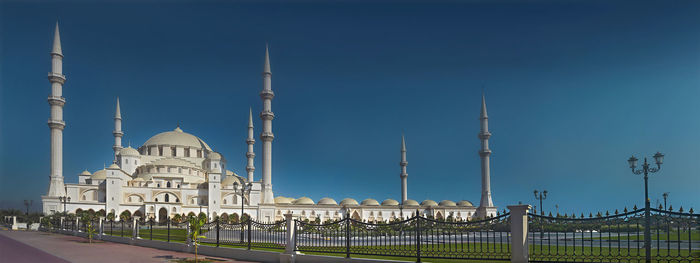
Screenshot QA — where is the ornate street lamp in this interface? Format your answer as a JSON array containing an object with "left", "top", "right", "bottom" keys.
[
  {"left": 58, "top": 196, "right": 71, "bottom": 214},
  {"left": 23, "top": 200, "right": 33, "bottom": 216},
  {"left": 534, "top": 190, "right": 548, "bottom": 238},
  {"left": 628, "top": 151, "right": 664, "bottom": 263},
  {"left": 533, "top": 190, "right": 548, "bottom": 216},
  {"left": 662, "top": 192, "right": 669, "bottom": 211},
  {"left": 233, "top": 181, "right": 253, "bottom": 222}
]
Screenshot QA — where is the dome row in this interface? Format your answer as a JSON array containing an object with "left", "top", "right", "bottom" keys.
[{"left": 273, "top": 197, "right": 474, "bottom": 207}]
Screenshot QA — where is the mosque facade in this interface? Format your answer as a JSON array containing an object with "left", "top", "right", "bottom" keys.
[{"left": 41, "top": 23, "right": 497, "bottom": 222}]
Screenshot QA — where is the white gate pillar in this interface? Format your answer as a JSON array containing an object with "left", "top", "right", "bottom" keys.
[{"left": 508, "top": 205, "right": 531, "bottom": 263}]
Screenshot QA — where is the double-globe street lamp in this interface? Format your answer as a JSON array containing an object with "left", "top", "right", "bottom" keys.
[
  {"left": 533, "top": 190, "right": 548, "bottom": 238},
  {"left": 233, "top": 181, "right": 253, "bottom": 242},
  {"left": 627, "top": 151, "right": 664, "bottom": 263}
]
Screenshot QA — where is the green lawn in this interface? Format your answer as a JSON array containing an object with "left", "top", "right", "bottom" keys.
[
  {"left": 98, "top": 229, "right": 699, "bottom": 263},
  {"left": 584, "top": 230, "right": 700, "bottom": 241},
  {"left": 529, "top": 244, "right": 700, "bottom": 262}
]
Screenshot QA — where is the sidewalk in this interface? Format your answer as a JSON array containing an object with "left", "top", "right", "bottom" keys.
[{"left": 0, "top": 230, "right": 259, "bottom": 263}]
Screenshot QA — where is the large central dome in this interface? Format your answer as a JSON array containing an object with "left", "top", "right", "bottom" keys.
[{"left": 142, "top": 127, "right": 212, "bottom": 151}]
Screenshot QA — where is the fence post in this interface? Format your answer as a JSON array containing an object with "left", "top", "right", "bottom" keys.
[
  {"left": 247, "top": 219, "right": 252, "bottom": 250},
  {"left": 74, "top": 217, "right": 79, "bottom": 236},
  {"left": 186, "top": 221, "right": 191, "bottom": 246},
  {"left": 60, "top": 217, "right": 65, "bottom": 231},
  {"left": 416, "top": 212, "right": 421, "bottom": 263},
  {"left": 11, "top": 216, "right": 17, "bottom": 230},
  {"left": 216, "top": 218, "right": 220, "bottom": 247},
  {"left": 167, "top": 218, "right": 171, "bottom": 243},
  {"left": 133, "top": 216, "right": 140, "bottom": 239},
  {"left": 284, "top": 213, "right": 297, "bottom": 254},
  {"left": 346, "top": 212, "right": 351, "bottom": 258},
  {"left": 149, "top": 219, "right": 153, "bottom": 240},
  {"left": 98, "top": 216, "right": 105, "bottom": 240},
  {"left": 508, "top": 205, "right": 531, "bottom": 263}
]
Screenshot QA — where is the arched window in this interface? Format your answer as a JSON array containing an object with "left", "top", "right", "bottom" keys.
[
  {"left": 158, "top": 146, "right": 163, "bottom": 156},
  {"left": 223, "top": 199, "right": 227, "bottom": 204},
  {"left": 166, "top": 182, "right": 171, "bottom": 188},
  {"left": 157, "top": 184, "right": 160, "bottom": 188},
  {"left": 165, "top": 194, "right": 170, "bottom": 202},
  {"left": 125, "top": 159, "right": 129, "bottom": 164},
  {"left": 171, "top": 147, "right": 177, "bottom": 156},
  {"left": 155, "top": 198, "right": 159, "bottom": 202},
  {"left": 176, "top": 198, "right": 179, "bottom": 203}
]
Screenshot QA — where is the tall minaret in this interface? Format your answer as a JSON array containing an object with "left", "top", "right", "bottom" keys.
[
  {"left": 246, "top": 107, "right": 256, "bottom": 182},
  {"left": 260, "top": 45, "right": 275, "bottom": 204},
  {"left": 476, "top": 94, "right": 494, "bottom": 217},
  {"left": 399, "top": 135, "right": 408, "bottom": 202},
  {"left": 112, "top": 97, "right": 123, "bottom": 162},
  {"left": 47, "top": 22, "right": 66, "bottom": 197}
]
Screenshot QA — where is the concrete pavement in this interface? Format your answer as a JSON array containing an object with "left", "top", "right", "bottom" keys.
[{"left": 0, "top": 230, "right": 259, "bottom": 263}]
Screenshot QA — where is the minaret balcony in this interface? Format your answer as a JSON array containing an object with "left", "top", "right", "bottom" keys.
[
  {"left": 246, "top": 152, "right": 256, "bottom": 158},
  {"left": 479, "top": 149, "right": 492, "bottom": 157},
  {"left": 260, "top": 132, "right": 275, "bottom": 141},
  {"left": 47, "top": 72, "right": 66, "bottom": 84},
  {"left": 400, "top": 161, "right": 408, "bottom": 166},
  {"left": 246, "top": 138, "right": 255, "bottom": 144},
  {"left": 259, "top": 90, "right": 275, "bottom": 99},
  {"left": 47, "top": 119, "right": 66, "bottom": 129},
  {"left": 47, "top": 96, "right": 66, "bottom": 106},
  {"left": 113, "top": 130, "right": 124, "bottom": 136},
  {"left": 478, "top": 132, "right": 491, "bottom": 140},
  {"left": 260, "top": 111, "right": 275, "bottom": 120}
]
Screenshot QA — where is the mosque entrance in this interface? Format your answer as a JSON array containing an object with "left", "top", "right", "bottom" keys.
[{"left": 158, "top": 208, "right": 168, "bottom": 222}]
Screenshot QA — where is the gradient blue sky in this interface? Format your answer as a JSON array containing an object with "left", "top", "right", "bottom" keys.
[{"left": 1, "top": 0, "right": 699, "bottom": 215}]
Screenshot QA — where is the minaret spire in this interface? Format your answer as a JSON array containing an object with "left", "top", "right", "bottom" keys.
[
  {"left": 113, "top": 97, "right": 123, "bottom": 162},
  {"left": 246, "top": 107, "right": 256, "bottom": 182},
  {"left": 400, "top": 135, "right": 408, "bottom": 203},
  {"left": 260, "top": 45, "right": 275, "bottom": 204},
  {"left": 46, "top": 22, "right": 67, "bottom": 200},
  {"left": 476, "top": 94, "right": 495, "bottom": 218}
]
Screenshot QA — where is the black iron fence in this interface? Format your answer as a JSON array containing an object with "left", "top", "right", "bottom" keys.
[
  {"left": 528, "top": 208, "right": 699, "bottom": 263},
  {"left": 294, "top": 213, "right": 511, "bottom": 262}
]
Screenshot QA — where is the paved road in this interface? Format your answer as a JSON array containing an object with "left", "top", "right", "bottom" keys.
[
  {"left": 0, "top": 231, "right": 70, "bottom": 263},
  {"left": 0, "top": 230, "right": 258, "bottom": 263}
]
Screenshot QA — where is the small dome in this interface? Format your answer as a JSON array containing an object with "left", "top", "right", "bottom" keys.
[
  {"left": 421, "top": 200, "right": 438, "bottom": 207},
  {"left": 108, "top": 163, "right": 120, "bottom": 169},
  {"left": 439, "top": 200, "right": 457, "bottom": 207},
  {"left": 457, "top": 200, "right": 474, "bottom": 207},
  {"left": 317, "top": 197, "right": 337, "bottom": 205},
  {"left": 403, "top": 199, "right": 419, "bottom": 206},
  {"left": 274, "top": 196, "right": 292, "bottom": 205},
  {"left": 119, "top": 147, "right": 140, "bottom": 156},
  {"left": 79, "top": 170, "right": 92, "bottom": 176},
  {"left": 91, "top": 169, "right": 107, "bottom": 180},
  {"left": 339, "top": 198, "right": 359, "bottom": 206},
  {"left": 208, "top": 152, "right": 222, "bottom": 160},
  {"left": 361, "top": 199, "right": 380, "bottom": 206},
  {"left": 221, "top": 175, "right": 245, "bottom": 186},
  {"left": 381, "top": 199, "right": 399, "bottom": 206},
  {"left": 293, "top": 197, "right": 314, "bottom": 205}
]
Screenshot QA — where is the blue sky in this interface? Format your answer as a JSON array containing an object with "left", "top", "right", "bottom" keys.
[{"left": 1, "top": 0, "right": 699, "bottom": 215}]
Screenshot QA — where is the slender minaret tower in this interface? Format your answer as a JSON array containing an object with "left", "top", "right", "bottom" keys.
[
  {"left": 246, "top": 107, "right": 256, "bottom": 182},
  {"left": 476, "top": 94, "right": 495, "bottom": 217},
  {"left": 112, "top": 97, "right": 123, "bottom": 162},
  {"left": 46, "top": 22, "right": 66, "bottom": 197},
  {"left": 399, "top": 135, "right": 408, "bottom": 202},
  {"left": 260, "top": 45, "right": 275, "bottom": 204}
]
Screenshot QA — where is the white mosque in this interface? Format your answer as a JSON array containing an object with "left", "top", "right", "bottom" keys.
[{"left": 41, "top": 23, "right": 498, "bottom": 222}]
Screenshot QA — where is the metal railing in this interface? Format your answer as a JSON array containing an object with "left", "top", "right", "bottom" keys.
[
  {"left": 528, "top": 208, "right": 699, "bottom": 262},
  {"left": 294, "top": 213, "right": 511, "bottom": 262}
]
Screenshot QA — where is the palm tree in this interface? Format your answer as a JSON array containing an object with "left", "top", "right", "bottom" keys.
[{"left": 188, "top": 214, "right": 207, "bottom": 263}]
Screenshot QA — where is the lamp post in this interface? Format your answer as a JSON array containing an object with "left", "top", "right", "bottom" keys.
[
  {"left": 23, "top": 200, "right": 33, "bottom": 216},
  {"left": 662, "top": 192, "right": 669, "bottom": 211},
  {"left": 534, "top": 190, "right": 547, "bottom": 238},
  {"left": 233, "top": 181, "right": 253, "bottom": 222},
  {"left": 59, "top": 196, "right": 71, "bottom": 214},
  {"left": 627, "top": 152, "right": 664, "bottom": 263}
]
